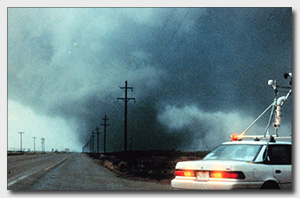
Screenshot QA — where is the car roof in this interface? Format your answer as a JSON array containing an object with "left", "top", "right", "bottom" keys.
[{"left": 222, "top": 140, "right": 292, "bottom": 145}]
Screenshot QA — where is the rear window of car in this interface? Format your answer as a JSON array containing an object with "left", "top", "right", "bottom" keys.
[{"left": 203, "top": 144, "right": 262, "bottom": 162}]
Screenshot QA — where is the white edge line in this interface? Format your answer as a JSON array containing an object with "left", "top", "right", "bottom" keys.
[
  {"left": 7, "top": 170, "right": 38, "bottom": 187},
  {"left": 8, "top": 155, "right": 71, "bottom": 187}
]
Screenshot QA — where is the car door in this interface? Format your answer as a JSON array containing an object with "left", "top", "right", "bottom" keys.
[{"left": 267, "top": 144, "right": 292, "bottom": 189}]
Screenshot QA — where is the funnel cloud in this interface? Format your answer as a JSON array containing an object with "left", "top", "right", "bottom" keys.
[{"left": 8, "top": 8, "right": 292, "bottom": 152}]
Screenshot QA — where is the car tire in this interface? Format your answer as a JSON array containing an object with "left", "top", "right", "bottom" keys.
[{"left": 261, "top": 181, "right": 280, "bottom": 189}]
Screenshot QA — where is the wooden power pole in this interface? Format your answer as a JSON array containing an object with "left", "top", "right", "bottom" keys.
[
  {"left": 117, "top": 81, "right": 135, "bottom": 152},
  {"left": 101, "top": 115, "right": 110, "bottom": 153}
]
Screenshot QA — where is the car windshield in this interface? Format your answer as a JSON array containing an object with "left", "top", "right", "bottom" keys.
[{"left": 203, "top": 144, "right": 262, "bottom": 162}]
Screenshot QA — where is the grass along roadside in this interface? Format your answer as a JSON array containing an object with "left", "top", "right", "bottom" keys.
[{"left": 87, "top": 150, "right": 210, "bottom": 184}]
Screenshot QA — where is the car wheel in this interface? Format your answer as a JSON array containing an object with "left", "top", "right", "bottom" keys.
[{"left": 261, "top": 181, "right": 280, "bottom": 189}]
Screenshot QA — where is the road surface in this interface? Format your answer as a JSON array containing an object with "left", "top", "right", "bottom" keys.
[{"left": 7, "top": 153, "right": 171, "bottom": 190}]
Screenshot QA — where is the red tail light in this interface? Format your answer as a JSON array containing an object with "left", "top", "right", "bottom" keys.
[
  {"left": 175, "top": 170, "right": 245, "bottom": 179},
  {"left": 175, "top": 170, "right": 195, "bottom": 177},
  {"left": 209, "top": 171, "right": 245, "bottom": 179}
]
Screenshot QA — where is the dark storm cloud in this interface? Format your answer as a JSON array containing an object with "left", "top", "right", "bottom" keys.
[{"left": 8, "top": 8, "right": 292, "bottom": 151}]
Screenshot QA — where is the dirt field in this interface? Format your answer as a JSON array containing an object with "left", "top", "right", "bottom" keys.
[{"left": 88, "top": 150, "right": 210, "bottom": 184}]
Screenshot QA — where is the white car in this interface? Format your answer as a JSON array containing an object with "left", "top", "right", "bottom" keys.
[{"left": 171, "top": 138, "right": 292, "bottom": 190}]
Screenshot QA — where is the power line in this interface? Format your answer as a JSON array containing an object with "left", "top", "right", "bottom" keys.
[
  {"left": 155, "top": 8, "right": 176, "bottom": 44},
  {"left": 117, "top": 81, "right": 136, "bottom": 152},
  {"left": 169, "top": 9, "right": 190, "bottom": 44},
  {"left": 152, "top": 9, "right": 191, "bottom": 68}
]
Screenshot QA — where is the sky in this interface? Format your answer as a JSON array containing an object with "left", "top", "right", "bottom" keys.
[{"left": 7, "top": 8, "right": 292, "bottom": 152}]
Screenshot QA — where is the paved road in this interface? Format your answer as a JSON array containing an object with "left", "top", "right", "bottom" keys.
[
  {"left": 8, "top": 153, "right": 171, "bottom": 191},
  {"left": 8, "top": 153, "right": 71, "bottom": 190}
]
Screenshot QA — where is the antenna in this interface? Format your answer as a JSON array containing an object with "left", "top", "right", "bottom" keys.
[
  {"left": 269, "top": 73, "right": 292, "bottom": 136},
  {"left": 235, "top": 73, "right": 292, "bottom": 140}
]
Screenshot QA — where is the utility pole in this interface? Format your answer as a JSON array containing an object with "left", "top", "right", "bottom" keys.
[
  {"left": 89, "top": 138, "right": 92, "bottom": 153},
  {"left": 83, "top": 140, "right": 89, "bottom": 153},
  {"left": 101, "top": 115, "right": 110, "bottom": 153},
  {"left": 117, "top": 81, "right": 136, "bottom": 152},
  {"left": 91, "top": 131, "right": 95, "bottom": 153},
  {"left": 129, "top": 136, "right": 133, "bottom": 151},
  {"left": 41, "top": 138, "right": 45, "bottom": 153},
  {"left": 95, "top": 127, "right": 100, "bottom": 153},
  {"left": 32, "top": 137, "right": 37, "bottom": 154},
  {"left": 18, "top": 132, "right": 24, "bottom": 154}
]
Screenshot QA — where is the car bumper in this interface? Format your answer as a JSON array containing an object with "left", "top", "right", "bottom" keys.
[{"left": 171, "top": 178, "right": 263, "bottom": 190}]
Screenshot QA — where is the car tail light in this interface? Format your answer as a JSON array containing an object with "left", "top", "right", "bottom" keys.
[
  {"left": 175, "top": 170, "right": 195, "bottom": 177},
  {"left": 209, "top": 171, "right": 245, "bottom": 179}
]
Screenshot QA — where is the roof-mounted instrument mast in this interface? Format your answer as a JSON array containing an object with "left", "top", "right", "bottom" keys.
[{"left": 233, "top": 73, "right": 292, "bottom": 141}]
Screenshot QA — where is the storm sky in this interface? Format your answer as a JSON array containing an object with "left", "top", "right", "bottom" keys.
[{"left": 8, "top": 8, "right": 292, "bottom": 152}]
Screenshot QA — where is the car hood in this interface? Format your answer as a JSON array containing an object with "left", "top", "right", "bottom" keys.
[{"left": 175, "top": 160, "right": 249, "bottom": 171}]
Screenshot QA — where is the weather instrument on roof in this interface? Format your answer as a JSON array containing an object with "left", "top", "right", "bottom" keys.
[{"left": 231, "top": 73, "right": 292, "bottom": 142}]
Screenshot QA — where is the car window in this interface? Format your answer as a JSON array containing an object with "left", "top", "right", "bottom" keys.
[
  {"left": 267, "top": 145, "right": 291, "bottom": 165},
  {"left": 203, "top": 144, "right": 262, "bottom": 162}
]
